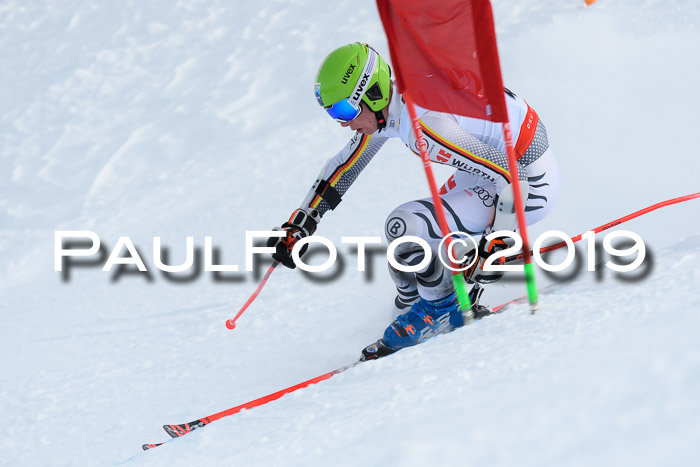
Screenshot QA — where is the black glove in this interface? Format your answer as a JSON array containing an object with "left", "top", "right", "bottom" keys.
[
  {"left": 463, "top": 233, "right": 510, "bottom": 284},
  {"left": 267, "top": 209, "right": 319, "bottom": 269}
]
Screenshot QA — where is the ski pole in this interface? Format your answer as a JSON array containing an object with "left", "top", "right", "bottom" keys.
[
  {"left": 225, "top": 261, "right": 279, "bottom": 329},
  {"left": 504, "top": 192, "right": 700, "bottom": 263}
]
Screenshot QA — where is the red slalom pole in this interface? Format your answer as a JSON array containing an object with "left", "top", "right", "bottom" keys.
[
  {"left": 501, "top": 121, "right": 539, "bottom": 312},
  {"left": 505, "top": 192, "right": 700, "bottom": 263},
  {"left": 404, "top": 94, "right": 472, "bottom": 312},
  {"left": 225, "top": 261, "right": 279, "bottom": 329}
]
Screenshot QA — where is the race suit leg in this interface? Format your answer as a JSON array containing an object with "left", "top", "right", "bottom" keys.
[
  {"left": 521, "top": 146, "right": 561, "bottom": 225},
  {"left": 385, "top": 148, "right": 560, "bottom": 305},
  {"left": 384, "top": 171, "right": 493, "bottom": 303}
]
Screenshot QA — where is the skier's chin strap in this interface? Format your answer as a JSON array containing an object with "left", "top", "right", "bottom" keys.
[{"left": 374, "top": 109, "right": 387, "bottom": 132}]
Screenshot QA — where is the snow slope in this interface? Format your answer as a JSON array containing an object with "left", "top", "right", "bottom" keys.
[
  {"left": 1, "top": 0, "right": 699, "bottom": 465},
  {"left": 132, "top": 237, "right": 700, "bottom": 467}
]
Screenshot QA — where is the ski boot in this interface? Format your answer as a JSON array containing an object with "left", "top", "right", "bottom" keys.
[
  {"left": 468, "top": 283, "right": 493, "bottom": 320},
  {"left": 379, "top": 292, "right": 466, "bottom": 354},
  {"left": 361, "top": 288, "right": 495, "bottom": 361}
]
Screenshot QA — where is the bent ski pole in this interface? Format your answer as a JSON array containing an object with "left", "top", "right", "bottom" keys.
[
  {"left": 225, "top": 261, "right": 279, "bottom": 329},
  {"left": 504, "top": 192, "right": 700, "bottom": 263}
]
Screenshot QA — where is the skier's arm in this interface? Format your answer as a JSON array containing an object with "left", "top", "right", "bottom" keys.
[
  {"left": 298, "top": 131, "right": 388, "bottom": 218},
  {"left": 408, "top": 111, "right": 528, "bottom": 195},
  {"left": 268, "top": 131, "right": 387, "bottom": 269}
]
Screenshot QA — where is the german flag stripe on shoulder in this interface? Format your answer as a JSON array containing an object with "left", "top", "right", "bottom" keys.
[
  {"left": 310, "top": 133, "right": 371, "bottom": 209},
  {"left": 420, "top": 119, "right": 512, "bottom": 183}
]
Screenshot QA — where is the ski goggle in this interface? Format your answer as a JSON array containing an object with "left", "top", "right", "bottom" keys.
[{"left": 324, "top": 98, "right": 362, "bottom": 122}]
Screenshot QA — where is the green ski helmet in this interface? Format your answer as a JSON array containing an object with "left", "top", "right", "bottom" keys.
[{"left": 314, "top": 42, "right": 392, "bottom": 128}]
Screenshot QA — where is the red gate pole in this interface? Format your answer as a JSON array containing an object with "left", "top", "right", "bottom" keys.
[{"left": 404, "top": 94, "right": 472, "bottom": 312}]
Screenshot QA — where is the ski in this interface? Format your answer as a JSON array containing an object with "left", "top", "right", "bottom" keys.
[
  {"left": 141, "top": 290, "right": 545, "bottom": 451},
  {"left": 142, "top": 443, "right": 163, "bottom": 451},
  {"left": 141, "top": 361, "right": 361, "bottom": 450}
]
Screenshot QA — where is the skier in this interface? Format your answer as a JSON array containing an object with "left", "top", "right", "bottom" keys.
[{"left": 268, "top": 43, "right": 561, "bottom": 360}]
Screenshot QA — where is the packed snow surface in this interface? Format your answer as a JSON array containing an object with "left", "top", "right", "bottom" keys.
[{"left": 1, "top": 1, "right": 699, "bottom": 466}]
